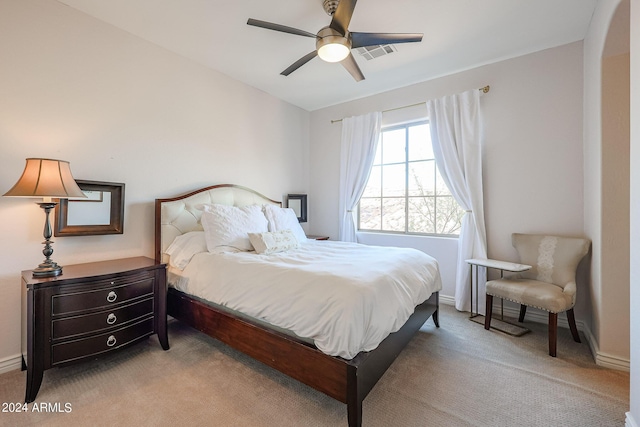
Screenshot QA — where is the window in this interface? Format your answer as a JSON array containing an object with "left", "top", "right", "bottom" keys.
[{"left": 358, "top": 121, "right": 464, "bottom": 236}]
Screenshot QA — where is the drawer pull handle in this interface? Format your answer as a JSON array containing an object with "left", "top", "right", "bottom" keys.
[
  {"left": 106, "top": 291, "right": 117, "bottom": 303},
  {"left": 106, "top": 313, "right": 117, "bottom": 325},
  {"left": 106, "top": 335, "right": 117, "bottom": 347}
]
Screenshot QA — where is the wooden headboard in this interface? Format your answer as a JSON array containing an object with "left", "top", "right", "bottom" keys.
[{"left": 154, "top": 184, "right": 281, "bottom": 263}]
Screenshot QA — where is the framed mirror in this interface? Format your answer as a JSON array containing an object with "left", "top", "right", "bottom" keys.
[
  {"left": 286, "top": 194, "right": 307, "bottom": 223},
  {"left": 54, "top": 180, "right": 125, "bottom": 236}
]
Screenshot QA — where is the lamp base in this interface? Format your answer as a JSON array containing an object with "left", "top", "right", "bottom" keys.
[
  {"left": 32, "top": 201, "right": 63, "bottom": 278},
  {"left": 32, "top": 261, "right": 62, "bottom": 278}
]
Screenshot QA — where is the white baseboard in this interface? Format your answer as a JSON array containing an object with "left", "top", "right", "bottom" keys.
[
  {"left": 580, "top": 324, "right": 631, "bottom": 371},
  {"left": 489, "top": 302, "right": 630, "bottom": 371},
  {"left": 438, "top": 294, "right": 456, "bottom": 306},
  {"left": 626, "top": 412, "right": 638, "bottom": 427},
  {"left": 0, "top": 354, "right": 22, "bottom": 374}
]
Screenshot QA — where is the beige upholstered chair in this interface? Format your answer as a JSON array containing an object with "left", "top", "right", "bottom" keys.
[{"left": 484, "top": 233, "right": 590, "bottom": 357}]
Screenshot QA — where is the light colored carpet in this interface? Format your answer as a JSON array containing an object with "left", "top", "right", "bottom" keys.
[{"left": 0, "top": 304, "right": 629, "bottom": 426}]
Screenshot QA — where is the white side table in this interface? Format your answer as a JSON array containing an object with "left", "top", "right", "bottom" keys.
[{"left": 466, "top": 258, "right": 532, "bottom": 335}]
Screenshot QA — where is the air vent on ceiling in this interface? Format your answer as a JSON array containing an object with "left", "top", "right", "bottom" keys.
[{"left": 355, "top": 44, "right": 397, "bottom": 61}]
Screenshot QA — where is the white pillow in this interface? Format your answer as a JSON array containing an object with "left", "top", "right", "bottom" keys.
[
  {"left": 200, "top": 204, "right": 268, "bottom": 253},
  {"left": 165, "top": 231, "right": 207, "bottom": 270},
  {"left": 248, "top": 230, "right": 299, "bottom": 255},
  {"left": 263, "top": 204, "right": 307, "bottom": 242}
]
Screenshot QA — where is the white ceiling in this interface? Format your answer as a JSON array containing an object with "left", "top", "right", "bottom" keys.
[{"left": 56, "top": 0, "right": 597, "bottom": 111}]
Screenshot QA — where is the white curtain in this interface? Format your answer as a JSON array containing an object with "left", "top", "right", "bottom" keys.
[
  {"left": 426, "top": 89, "right": 487, "bottom": 313},
  {"left": 338, "top": 112, "right": 382, "bottom": 242}
]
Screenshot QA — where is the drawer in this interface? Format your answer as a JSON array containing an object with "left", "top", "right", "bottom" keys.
[
  {"left": 52, "top": 277, "right": 154, "bottom": 315},
  {"left": 52, "top": 298, "right": 154, "bottom": 340},
  {"left": 51, "top": 317, "right": 154, "bottom": 365}
]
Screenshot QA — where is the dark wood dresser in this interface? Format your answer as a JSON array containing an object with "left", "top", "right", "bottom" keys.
[{"left": 21, "top": 256, "right": 169, "bottom": 403}]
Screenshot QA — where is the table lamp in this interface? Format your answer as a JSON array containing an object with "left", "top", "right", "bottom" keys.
[{"left": 3, "top": 158, "right": 86, "bottom": 277}]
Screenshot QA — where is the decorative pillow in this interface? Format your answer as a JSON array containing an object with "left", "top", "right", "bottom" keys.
[
  {"left": 200, "top": 204, "right": 268, "bottom": 253},
  {"left": 165, "top": 231, "right": 207, "bottom": 270},
  {"left": 248, "top": 230, "right": 299, "bottom": 255},
  {"left": 263, "top": 204, "right": 307, "bottom": 242}
]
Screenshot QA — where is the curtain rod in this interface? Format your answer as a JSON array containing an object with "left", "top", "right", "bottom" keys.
[{"left": 330, "top": 85, "right": 490, "bottom": 124}]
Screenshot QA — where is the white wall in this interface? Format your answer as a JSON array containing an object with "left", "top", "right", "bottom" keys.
[
  {"left": 601, "top": 52, "right": 630, "bottom": 360},
  {"left": 627, "top": 0, "right": 639, "bottom": 423},
  {"left": 583, "top": 0, "right": 630, "bottom": 370},
  {"left": 0, "top": 0, "right": 310, "bottom": 368},
  {"left": 309, "top": 42, "right": 584, "bottom": 307}
]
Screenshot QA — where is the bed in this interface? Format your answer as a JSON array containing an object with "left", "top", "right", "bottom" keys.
[{"left": 154, "top": 184, "right": 441, "bottom": 426}]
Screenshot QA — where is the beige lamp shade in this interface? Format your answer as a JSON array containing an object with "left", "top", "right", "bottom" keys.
[{"left": 3, "top": 158, "right": 86, "bottom": 199}]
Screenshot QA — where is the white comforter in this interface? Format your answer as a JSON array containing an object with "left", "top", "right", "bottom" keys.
[{"left": 169, "top": 240, "right": 442, "bottom": 359}]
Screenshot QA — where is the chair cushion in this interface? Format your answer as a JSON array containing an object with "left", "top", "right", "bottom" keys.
[{"left": 486, "top": 278, "right": 573, "bottom": 313}]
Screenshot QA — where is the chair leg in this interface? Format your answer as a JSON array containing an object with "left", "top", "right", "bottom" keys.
[
  {"left": 518, "top": 305, "right": 527, "bottom": 322},
  {"left": 548, "top": 312, "right": 558, "bottom": 357},
  {"left": 567, "top": 309, "right": 581, "bottom": 343},
  {"left": 484, "top": 295, "right": 493, "bottom": 330}
]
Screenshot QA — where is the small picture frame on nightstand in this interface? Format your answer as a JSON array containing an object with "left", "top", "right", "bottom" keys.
[{"left": 286, "top": 194, "right": 307, "bottom": 223}]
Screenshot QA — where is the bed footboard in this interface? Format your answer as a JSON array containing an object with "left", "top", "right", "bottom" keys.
[
  {"left": 167, "top": 288, "right": 349, "bottom": 400},
  {"left": 167, "top": 288, "right": 439, "bottom": 427},
  {"left": 346, "top": 292, "right": 439, "bottom": 426}
]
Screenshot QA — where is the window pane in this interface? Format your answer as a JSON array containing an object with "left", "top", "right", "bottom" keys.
[
  {"left": 382, "top": 164, "right": 406, "bottom": 197},
  {"left": 382, "top": 198, "right": 405, "bottom": 231},
  {"left": 408, "top": 160, "right": 435, "bottom": 196},
  {"left": 363, "top": 165, "right": 381, "bottom": 197},
  {"left": 359, "top": 198, "right": 381, "bottom": 230},
  {"left": 434, "top": 196, "right": 464, "bottom": 234},
  {"left": 382, "top": 128, "right": 406, "bottom": 164},
  {"left": 357, "top": 121, "right": 464, "bottom": 236},
  {"left": 408, "top": 124, "right": 433, "bottom": 161},
  {"left": 408, "top": 196, "right": 435, "bottom": 233}
]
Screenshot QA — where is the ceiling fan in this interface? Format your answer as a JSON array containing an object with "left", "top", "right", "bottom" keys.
[{"left": 247, "top": 0, "right": 423, "bottom": 82}]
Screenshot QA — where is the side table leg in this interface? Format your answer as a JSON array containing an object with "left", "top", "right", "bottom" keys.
[
  {"left": 478, "top": 264, "right": 482, "bottom": 316},
  {"left": 469, "top": 264, "right": 473, "bottom": 318}
]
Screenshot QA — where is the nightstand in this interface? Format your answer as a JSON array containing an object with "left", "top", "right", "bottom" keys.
[
  {"left": 21, "top": 256, "right": 169, "bottom": 403},
  {"left": 306, "top": 235, "right": 329, "bottom": 240}
]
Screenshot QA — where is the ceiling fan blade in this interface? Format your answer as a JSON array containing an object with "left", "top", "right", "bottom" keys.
[
  {"left": 330, "top": 0, "right": 357, "bottom": 35},
  {"left": 281, "top": 51, "right": 318, "bottom": 76},
  {"left": 340, "top": 52, "right": 365, "bottom": 82},
  {"left": 351, "top": 32, "right": 423, "bottom": 48},
  {"left": 247, "top": 18, "right": 316, "bottom": 38}
]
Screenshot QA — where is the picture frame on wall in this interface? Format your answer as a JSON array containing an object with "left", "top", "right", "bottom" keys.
[{"left": 54, "top": 180, "right": 125, "bottom": 236}]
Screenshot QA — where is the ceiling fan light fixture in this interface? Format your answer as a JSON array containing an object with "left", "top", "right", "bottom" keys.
[
  {"left": 316, "top": 26, "right": 351, "bottom": 63},
  {"left": 318, "top": 41, "right": 350, "bottom": 62}
]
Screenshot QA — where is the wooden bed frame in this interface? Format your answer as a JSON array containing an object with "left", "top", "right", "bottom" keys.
[{"left": 155, "top": 184, "right": 440, "bottom": 426}]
